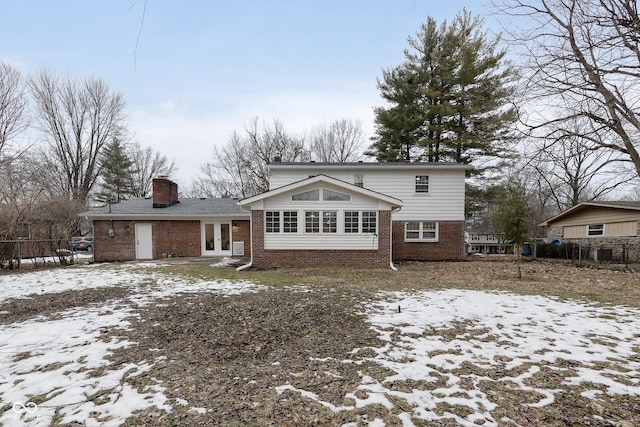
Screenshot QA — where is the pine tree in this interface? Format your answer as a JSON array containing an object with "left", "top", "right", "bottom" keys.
[
  {"left": 368, "top": 10, "right": 517, "bottom": 173},
  {"left": 95, "top": 139, "right": 136, "bottom": 205}
]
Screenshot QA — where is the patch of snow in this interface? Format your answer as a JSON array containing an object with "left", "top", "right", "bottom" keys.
[
  {"left": 0, "top": 264, "right": 265, "bottom": 426},
  {"left": 278, "top": 289, "right": 640, "bottom": 426}
]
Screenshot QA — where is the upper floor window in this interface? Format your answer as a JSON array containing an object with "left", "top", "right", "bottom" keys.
[
  {"left": 415, "top": 175, "right": 429, "bottom": 193},
  {"left": 354, "top": 174, "right": 364, "bottom": 188},
  {"left": 323, "top": 190, "right": 350, "bottom": 201},
  {"left": 405, "top": 221, "right": 438, "bottom": 242},
  {"left": 587, "top": 224, "right": 604, "bottom": 236},
  {"left": 471, "top": 234, "right": 479, "bottom": 241},
  {"left": 292, "top": 189, "right": 320, "bottom": 201}
]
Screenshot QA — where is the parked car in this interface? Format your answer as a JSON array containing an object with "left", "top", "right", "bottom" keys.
[{"left": 70, "top": 236, "right": 93, "bottom": 252}]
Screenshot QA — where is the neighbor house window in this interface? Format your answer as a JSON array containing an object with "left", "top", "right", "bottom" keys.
[
  {"left": 283, "top": 211, "right": 297, "bottom": 233},
  {"left": 587, "top": 224, "right": 604, "bottom": 236},
  {"left": 265, "top": 211, "right": 280, "bottom": 233},
  {"left": 323, "top": 211, "right": 337, "bottom": 233},
  {"left": 16, "top": 223, "right": 31, "bottom": 239},
  {"left": 362, "top": 211, "right": 377, "bottom": 233},
  {"left": 471, "top": 234, "right": 479, "bottom": 241},
  {"left": 405, "top": 221, "right": 439, "bottom": 241},
  {"left": 292, "top": 189, "right": 320, "bottom": 201},
  {"left": 344, "top": 211, "right": 359, "bottom": 233},
  {"left": 305, "top": 211, "right": 320, "bottom": 233},
  {"left": 415, "top": 175, "right": 429, "bottom": 193},
  {"left": 323, "top": 190, "right": 350, "bottom": 201},
  {"left": 354, "top": 174, "right": 364, "bottom": 188}
]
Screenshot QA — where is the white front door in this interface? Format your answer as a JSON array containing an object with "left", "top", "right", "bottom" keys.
[
  {"left": 202, "top": 222, "right": 232, "bottom": 256},
  {"left": 135, "top": 223, "right": 153, "bottom": 259}
]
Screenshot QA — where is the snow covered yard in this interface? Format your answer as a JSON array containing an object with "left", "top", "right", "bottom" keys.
[{"left": 0, "top": 261, "right": 639, "bottom": 426}]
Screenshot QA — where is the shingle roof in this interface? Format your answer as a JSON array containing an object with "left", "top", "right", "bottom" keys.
[
  {"left": 82, "top": 197, "right": 248, "bottom": 218},
  {"left": 539, "top": 200, "right": 640, "bottom": 226}
]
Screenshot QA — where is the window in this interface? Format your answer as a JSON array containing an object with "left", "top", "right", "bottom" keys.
[
  {"left": 305, "top": 211, "right": 320, "bottom": 233},
  {"left": 471, "top": 234, "right": 479, "bottom": 241},
  {"left": 405, "top": 221, "right": 439, "bottom": 242},
  {"left": 344, "top": 211, "right": 359, "bottom": 233},
  {"left": 323, "top": 189, "right": 350, "bottom": 201},
  {"left": 292, "top": 189, "right": 320, "bottom": 201},
  {"left": 323, "top": 211, "right": 337, "bottom": 233},
  {"left": 283, "top": 211, "right": 297, "bottom": 233},
  {"left": 354, "top": 174, "right": 364, "bottom": 188},
  {"left": 265, "top": 211, "right": 280, "bottom": 233},
  {"left": 415, "top": 175, "right": 429, "bottom": 193},
  {"left": 587, "top": 224, "right": 604, "bottom": 236},
  {"left": 16, "top": 223, "right": 31, "bottom": 239},
  {"left": 362, "top": 211, "right": 377, "bottom": 233}
]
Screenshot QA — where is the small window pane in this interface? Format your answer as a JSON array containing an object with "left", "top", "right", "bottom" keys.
[
  {"left": 283, "top": 211, "right": 297, "bottom": 233},
  {"left": 415, "top": 175, "right": 429, "bottom": 193},
  {"left": 587, "top": 224, "right": 604, "bottom": 236},
  {"left": 265, "top": 211, "right": 280, "bottom": 233},
  {"left": 405, "top": 222, "right": 420, "bottom": 240},
  {"left": 344, "top": 211, "right": 359, "bottom": 233},
  {"left": 292, "top": 189, "right": 320, "bottom": 201},
  {"left": 354, "top": 174, "right": 364, "bottom": 188},
  {"left": 305, "top": 211, "right": 320, "bottom": 233},
  {"left": 323, "top": 211, "right": 337, "bottom": 233},
  {"left": 422, "top": 221, "right": 437, "bottom": 239},
  {"left": 362, "top": 211, "right": 377, "bottom": 234},
  {"left": 323, "top": 189, "right": 350, "bottom": 201}
]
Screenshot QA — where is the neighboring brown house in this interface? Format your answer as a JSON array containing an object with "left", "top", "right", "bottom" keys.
[
  {"left": 82, "top": 177, "right": 250, "bottom": 262},
  {"left": 539, "top": 201, "right": 640, "bottom": 262}
]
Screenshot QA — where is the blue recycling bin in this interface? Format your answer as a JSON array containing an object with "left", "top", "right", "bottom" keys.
[{"left": 522, "top": 243, "right": 532, "bottom": 256}]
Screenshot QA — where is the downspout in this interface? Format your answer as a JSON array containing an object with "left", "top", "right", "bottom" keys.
[
  {"left": 236, "top": 207, "right": 253, "bottom": 271},
  {"left": 389, "top": 206, "right": 402, "bottom": 271}
]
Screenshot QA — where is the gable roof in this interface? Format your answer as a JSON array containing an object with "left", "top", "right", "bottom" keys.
[
  {"left": 82, "top": 197, "right": 248, "bottom": 219},
  {"left": 268, "top": 161, "right": 471, "bottom": 171},
  {"left": 239, "top": 174, "right": 403, "bottom": 208},
  {"left": 539, "top": 201, "right": 640, "bottom": 227}
]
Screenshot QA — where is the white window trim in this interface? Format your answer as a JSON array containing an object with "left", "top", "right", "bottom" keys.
[
  {"left": 405, "top": 221, "right": 439, "bottom": 242},
  {"left": 587, "top": 223, "right": 605, "bottom": 237},
  {"left": 415, "top": 175, "right": 429, "bottom": 194}
]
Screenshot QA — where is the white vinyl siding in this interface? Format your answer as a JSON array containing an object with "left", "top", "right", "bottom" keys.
[{"left": 269, "top": 167, "right": 465, "bottom": 221}]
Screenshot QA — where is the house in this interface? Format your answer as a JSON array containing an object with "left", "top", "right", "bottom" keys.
[
  {"left": 82, "top": 177, "right": 251, "bottom": 262},
  {"left": 238, "top": 161, "right": 469, "bottom": 269},
  {"left": 465, "top": 229, "right": 514, "bottom": 255},
  {"left": 539, "top": 201, "right": 640, "bottom": 262}
]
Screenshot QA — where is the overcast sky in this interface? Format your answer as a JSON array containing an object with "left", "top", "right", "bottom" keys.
[{"left": 1, "top": 0, "right": 495, "bottom": 186}]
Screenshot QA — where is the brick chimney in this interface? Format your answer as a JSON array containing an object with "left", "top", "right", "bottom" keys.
[{"left": 152, "top": 176, "right": 179, "bottom": 208}]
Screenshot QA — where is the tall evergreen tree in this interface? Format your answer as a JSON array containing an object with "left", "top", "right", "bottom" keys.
[
  {"left": 368, "top": 10, "right": 517, "bottom": 172},
  {"left": 95, "top": 139, "right": 136, "bottom": 205}
]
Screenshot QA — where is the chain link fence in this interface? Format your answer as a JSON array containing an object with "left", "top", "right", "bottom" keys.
[{"left": 0, "top": 239, "right": 82, "bottom": 270}]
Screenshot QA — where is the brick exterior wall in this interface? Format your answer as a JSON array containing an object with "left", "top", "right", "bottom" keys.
[
  {"left": 250, "top": 210, "right": 392, "bottom": 268},
  {"left": 232, "top": 220, "right": 251, "bottom": 256},
  {"left": 93, "top": 219, "right": 251, "bottom": 262},
  {"left": 392, "top": 220, "right": 466, "bottom": 261}
]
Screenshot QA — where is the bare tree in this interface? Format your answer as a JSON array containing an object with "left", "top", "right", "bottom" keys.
[
  {"left": 524, "top": 116, "right": 638, "bottom": 210},
  {"left": 0, "top": 62, "right": 28, "bottom": 158},
  {"left": 495, "top": 0, "right": 640, "bottom": 177},
  {"left": 128, "top": 142, "right": 177, "bottom": 197},
  {"left": 309, "top": 118, "right": 365, "bottom": 162},
  {"left": 29, "top": 68, "right": 128, "bottom": 204},
  {"left": 198, "top": 118, "right": 308, "bottom": 198}
]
